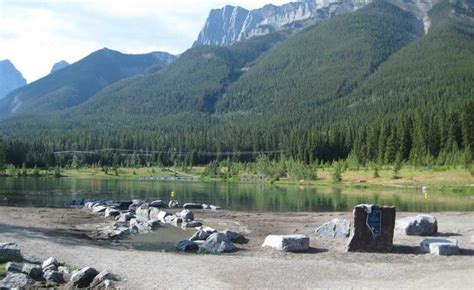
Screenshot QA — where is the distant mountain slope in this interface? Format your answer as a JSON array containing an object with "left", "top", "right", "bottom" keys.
[
  {"left": 0, "top": 60, "right": 26, "bottom": 99},
  {"left": 0, "top": 49, "right": 176, "bottom": 116},
  {"left": 77, "top": 32, "right": 286, "bottom": 116},
  {"left": 50, "top": 60, "right": 70, "bottom": 74},
  {"left": 217, "top": 1, "right": 423, "bottom": 113}
]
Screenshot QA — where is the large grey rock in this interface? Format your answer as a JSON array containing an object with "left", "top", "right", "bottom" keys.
[
  {"left": 149, "top": 208, "right": 170, "bottom": 222},
  {"left": 5, "top": 262, "right": 22, "bottom": 272},
  {"left": 223, "top": 229, "right": 248, "bottom": 244},
  {"left": 92, "top": 205, "right": 108, "bottom": 213},
  {"left": 136, "top": 204, "right": 150, "bottom": 220},
  {"left": 22, "top": 263, "right": 43, "bottom": 280},
  {"left": 315, "top": 218, "right": 351, "bottom": 239},
  {"left": 183, "top": 203, "right": 203, "bottom": 209},
  {"left": 262, "top": 235, "right": 309, "bottom": 252},
  {"left": 148, "top": 219, "right": 161, "bottom": 230},
  {"left": 200, "top": 233, "right": 236, "bottom": 254},
  {"left": 41, "top": 257, "right": 59, "bottom": 270},
  {"left": 89, "top": 270, "right": 115, "bottom": 288},
  {"left": 420, "top": 238, "right": 459, "bottom": 256},
  {"left": 69, "top": 266, "right": 99, "bottom": 288},
  {"left": 210, "top": 205, "right": 222, "bottom": 211},
  {"left": 347, "top": 205, "right": 396, "bottom": 253},
  {"left": 43, "top": 270, "right": 65, "bottom": 284},
  {"left": 176, "top": 240, "right": 199, "bottom": 252},
  {"left": 178, "top": 209, "right": 194, "bottom": 221},
  {"left": 130, "top": 218, "right": 152, "bottom": 234},
  {"left": 0, "top": 273, "right": 32, "bottom": 288},
  {"left": 0, "top": 242, "right": 22, "bottom": 262},
  {"left": 117, "top": 212, "right": 134, "bottom": 222},
  {"left": 395, "top": 215, "right": 438, "bottom": 236}
]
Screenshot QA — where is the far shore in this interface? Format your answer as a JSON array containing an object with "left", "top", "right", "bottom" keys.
[{"left": 0, "top": 207, "right": 473, "bottom": 288}]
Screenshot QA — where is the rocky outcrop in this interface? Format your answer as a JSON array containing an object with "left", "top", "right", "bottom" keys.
[
  {"left": 262, "top": 235, "right": 310, "bottom": 252},
  {"left": 395, "top": 214, "right": 438, "bottom": 236}
]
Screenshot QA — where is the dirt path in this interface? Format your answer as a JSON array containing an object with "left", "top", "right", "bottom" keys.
[{"left": 0, "top": 207, "right": 473, "bottom": 288}]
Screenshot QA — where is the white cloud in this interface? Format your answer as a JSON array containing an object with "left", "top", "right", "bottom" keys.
[{"left": 0, "top": 0, "right": 293, "bottom": 82}]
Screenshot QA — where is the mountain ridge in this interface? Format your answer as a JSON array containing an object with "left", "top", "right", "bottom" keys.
[{"left": 0, "top": 59, "right": 27, "bottom": 100}]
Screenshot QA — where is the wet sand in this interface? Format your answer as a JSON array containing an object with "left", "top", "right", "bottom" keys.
[{"left": 0, "top": 207, "right": 473, "bottom": 288}]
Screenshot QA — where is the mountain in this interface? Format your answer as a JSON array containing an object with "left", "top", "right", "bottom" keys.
[
  {"left": 0, "top": 60, "right": 27, "bottom": 99},
  {"left": 193, "top": 0, "right": 441, "bottom": 47},
  {"left": 50, "top": 60, "right": 70, "bottom": 74},
  {"left": 0, "top": 49, "right": 176, "bottom": 116}
]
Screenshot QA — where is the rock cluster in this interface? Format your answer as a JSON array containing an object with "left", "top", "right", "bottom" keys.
[
  {"left": 0, "top": 243, "right": 117, "bottom": 288},
  {"left": 83, "top": 199, "right": 223, "bottom": 241},
  {"left": 176, "top": 227, "right": 247, "bottom": 254}
]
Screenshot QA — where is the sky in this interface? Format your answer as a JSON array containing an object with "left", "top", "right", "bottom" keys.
[{"left": 0, "top": 0, "right": 292, "bottom": 83}]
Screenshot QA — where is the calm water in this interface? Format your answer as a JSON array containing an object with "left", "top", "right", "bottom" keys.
[{"left": 0, "top": 177, "right": 473, "bottom": 212}]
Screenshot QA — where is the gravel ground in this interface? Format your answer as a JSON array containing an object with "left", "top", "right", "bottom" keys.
[{"left": 0, "top": 207, "right": 473, "bottom": 289}]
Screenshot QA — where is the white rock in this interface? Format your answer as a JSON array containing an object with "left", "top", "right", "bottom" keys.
[
  {"left": 41, "top": 257, "right": 59, "bottom": 269},
  {"left": 420, "top": 238, "right": 459, "bottom": 256},
  {"left": 395, "top": 215, "right": 438, "bottom": 236},
  {"left": 262, "top": 235, "right": 309, "bottom": 252}
]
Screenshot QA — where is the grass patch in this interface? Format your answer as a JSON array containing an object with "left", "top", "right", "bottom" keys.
[{"left": 0, "top": 262, "right": 8, "bottom": 277}]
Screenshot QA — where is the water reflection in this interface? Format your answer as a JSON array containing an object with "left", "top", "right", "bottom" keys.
[{"left": 0, "top": 178, "right": 472, "bottom": 212}]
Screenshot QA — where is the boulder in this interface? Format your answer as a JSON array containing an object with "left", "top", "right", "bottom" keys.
[
  {"left": 315, "top": 219, "right": 351, "bottom": 239},
  {"left": 22, "top": 263, "right": 43, "bottom": 280},
  {"left": 347, "top": 205, "right": 396, "bottom": 252},
  {"left": 110, "top": 227, "right": 131, "bottom": 239},
  {"left": 199, "top": 233, "right": 236, "bottom": 254},
  {"left": 178, "top": 209, "right": 194, "bottom": 221},
  {"left": 92, "top": 205, "right": 107, "bottom": 213},
  {"left": 41, "top": 257, "right": 59, "bottom": 270},
  {"left": 117, "top": 212, "right": 134, "bottom": 222},
  {"left": 168, "top": 216, "right": 183, "bottom": 227},
  {"left": 223, "top": 230, "right": 248, "bottom": 244},
  {"left": 150, "top": 200, "right": 168, "bottom": 208},
  {"left": 128, "top": 200, "right": 145, "bottom": 212},
  {"left": 43, "top": 270, "right": 65, "bottom": 284},
  {"left": 136, "top": 204, "right": 150, "bottom": 220},
  {"left": 176, "top": 240, "right": 199, "bottom": 252},
  {"left": 202, "top": 204, "right": 211, "bottom": 210},
  {"left": 420, "top": 238, "right": 459, "bottom": 256},
  {"left": 89, "top": 270, "right": 115, "bottom": 288},
  {"left": 130, "top": 219, "right": 152, "bottom": 234},
  {"left": 148, "top": 219, "right": 161, "bottom": 230},
  {"left": 69, "top": 266, "right": 99, "bottom": 288},
  {"left": 210, "top": 205, "right": 222, "bottom": 211},
  {"left": 262, "top": 235, "right": 309, "bottom": 252},
  {"left": 0, "top": 242, "right": 22, "bottom": 262},
  {"left": 116, "top": 200, "right": 133, "bottom": 210},
  {"left": 189, "top": 227, "right": 217, "bottom": 241},
  {"left": 168, "top": 200, "right": 180, "bottom": 208},
  {"left": 182, "top": 221, "right": 202, "bottom": 228},
  {"left": 0, "top": 273, "right": 32, "bottom": 288},
  {"left": 150, "top": 209, "right": 171, "bottom": 222},
  {"left": 183, "top": 203, "right": 203, "bottom": 209},
  {"left": 5, "top": 262, "right": 23, "bottom": 272},
  {"left": 104, "top": 207, "right": 120, "bottom": 218},
  {"left": 395, "top": 215, "right": 438, "bottom": 236}
]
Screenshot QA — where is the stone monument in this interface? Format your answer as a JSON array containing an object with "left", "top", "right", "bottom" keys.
[{"left": 347, "top": 205, "right": 396, "bottom": 252}]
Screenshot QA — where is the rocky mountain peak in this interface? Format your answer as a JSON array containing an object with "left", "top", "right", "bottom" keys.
[
  {"left": 50, "top": 60, "right": 70, "bottom": 74},
  {"left": 0, "top": 59, "right": 27, "bottom": 99}
]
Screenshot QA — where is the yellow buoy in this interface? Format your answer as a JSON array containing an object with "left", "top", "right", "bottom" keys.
[{"left": 171, "top": 191, "right": 176, "bottom": 198}]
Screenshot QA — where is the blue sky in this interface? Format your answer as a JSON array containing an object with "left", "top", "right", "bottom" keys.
[{"left": 0, "top": 0, "right": 291, "bottom": 82}]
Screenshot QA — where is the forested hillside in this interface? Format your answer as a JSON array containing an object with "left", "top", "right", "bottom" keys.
[
  {"left": 0, "top": 1, "right": 472, "bottom": 169},
  {"left": 0, "top": 49, "right": 176, "bottom": 116}
]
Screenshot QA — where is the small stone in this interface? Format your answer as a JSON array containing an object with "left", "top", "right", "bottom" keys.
[
  {"left": 420, "top": 238, "right": 459, "bottom": 256},
  {"left": 315, "top": 219, "right": 351, "bottom": 239},
  {"left": 182, "top": 221, "right": 202, "bottom": 228},
  {"left": 183, "top": 203, "right": 203, "bottom": 209},
  {"left": 89, "top": 270, "right": 115, "bottom": 288},
  {"left": 0, "top": 242, "right": 22, "bottom": 262},
  {"left": 150, "top": 200, "right": 167, "bottom": 208},
  {"left": 176, "top": 240, "right": 199, "bottom": 252},
  {"left": 199, "top": 233, "right": 236, "bottom": 254},
  {"left": 178, "top": 209, "right": 194, "bottom": 221},
  {"left": 223, "top": 229, "right": 248, "bottom": 244},
  {"left": 395, "top": 215, "right": 438, "bottom": 236},
  {"left": 262, "top": 235, "right": 309, "bottom": 252},
  {"left": 92, "top": 205, "right": 107, "bottom": 213},
  {"left": 69, "top": 266, "right": 99, "bottom": 288},
  {"left": 43, "top": 270, "right": 65, "bottom": 284},
  {"left": 210, "top": 205, "right": 222, "bottom": 211},
  {"left": 168, "top": 200, "right": 180, "bottom": 208}
]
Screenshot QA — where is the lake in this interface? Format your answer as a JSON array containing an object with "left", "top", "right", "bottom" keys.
[{"left": 0, "top": 177, "right": 473, "bottom": 212}]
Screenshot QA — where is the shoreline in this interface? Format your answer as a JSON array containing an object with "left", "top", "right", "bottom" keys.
[{"left": 0, "top": 207, "right": 473, "bottom": 288}]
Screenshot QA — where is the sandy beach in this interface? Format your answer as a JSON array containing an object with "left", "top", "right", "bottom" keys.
[{"left": 0, "top": 207, "right": 473, "bottom": 289}]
